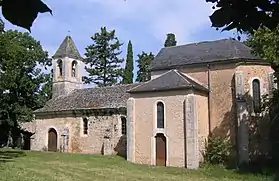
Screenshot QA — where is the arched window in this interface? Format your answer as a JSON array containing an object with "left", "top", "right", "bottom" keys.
[
  {"left": 252, "top": 79, "right": 261, "bottom": 113},
  {"left": 157, "top": 102, "right": 164, "bottom": 129},
  {"left": 57, "top": 59, "right": 62, "bottom": 77},
  {"left": 121, "top": 117, "right": 126, "bottom": 135},
  {"left": 71, "top": 61, "right": 77, "bottom": 77},
  {"left": 83, "top": 118, "right": 88, "bottom": 135}
]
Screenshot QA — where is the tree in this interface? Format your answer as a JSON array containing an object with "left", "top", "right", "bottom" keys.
[
  {"left": 0, "top": 18, "right": 4, "bottom": 33},
  {"left": 38, "top": 71, "right": 53, "bottom": 106},
  {"left": 83, "top": 27, "right": 124, "bottom": 87},
  {"left": 136, "top": 52, "right": 154, "bottom": 82},
  {"left": 0, "top": 0, "right": 52, "bottom": 32},
  {"left": 123, "top": 40, "right": 134, "bottom": 84},
  {"left": 164, "top": 33, "right": 177, "bottom": 47},
  {"left": 245, "top": 27, "right": 279, "bottom": 66},
  {"left": 206, "top": 0, "right": 279, "bottom": 34},
  {"left": 0, "top": 30, "right": 50, "bottom": 147}
]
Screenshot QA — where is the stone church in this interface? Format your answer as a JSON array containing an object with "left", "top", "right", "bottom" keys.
[{"left": 22, "top": 35, "right": 276, "bottom": 169}]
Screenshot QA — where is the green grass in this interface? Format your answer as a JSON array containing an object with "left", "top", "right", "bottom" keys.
[{"left": 0, "top": 149, "right": 273, "bottom": 181}]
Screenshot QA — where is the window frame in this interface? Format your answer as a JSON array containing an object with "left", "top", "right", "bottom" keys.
[
  {"left": 156, "top": 102, "right": 165, "bottom": 129},
  {"left": 82, "top": 117, "right": 89, "bottom": 135},
  {"left": 252, "top": 78, "right": 261, "bottom": 113},
  {"left": 121, "top": 117, "right": 127, "bottom": 135}
]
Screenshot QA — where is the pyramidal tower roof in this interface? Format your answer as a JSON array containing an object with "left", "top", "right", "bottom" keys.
[{"left": 52, "top": 36, "right": 83, "bottom": 60}]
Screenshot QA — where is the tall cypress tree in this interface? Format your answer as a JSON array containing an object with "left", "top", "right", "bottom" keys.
[
  {"left": 164, "top": 33, "right": 177, "bottom": 47},
  {"left": 83, "top": 27, "right": 124, "bottom": 87},
  {"left": 123, "top": 40, "right": 134, "bottom": 84},
  {"left": 136, "top": 51, "right": 154, "bottom": 82},
  {"left": 0, "top": 18, "right": 4, "bottom": 33}
]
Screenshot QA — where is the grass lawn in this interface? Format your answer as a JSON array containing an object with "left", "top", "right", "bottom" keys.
[{"left": 0, "top": 149, "right": 273, "bottom": 181}]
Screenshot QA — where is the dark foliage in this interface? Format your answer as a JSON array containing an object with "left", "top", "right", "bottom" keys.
[
  {"left": 0, "top": 149, "right": 26, "bottom": 163},
  {"left": 83, "top": 27, "right": 124, "bottom": 87},
  {"left": 136, "top": 52, "right": 154, "bottom": 82},
  {"left": 0, "top": 30, "right": 51, "bottom": 147},
  {"left": 123, "top": 40, "right": 134, "bottom": 84},
  {"left": 204, "top": 135, "right": 232, "bottom": 165},
  {"left": 0, "top": 0, "right": 52, "bottom": 32},
  {"left": 0, "top": 18, "right": 3, "bottom": 33},
  {"left": 206, "top": 0, "right": 279, "bottom": 34},
  {"left": 164, "top": 33, "right": 177, "bottom": 47}
]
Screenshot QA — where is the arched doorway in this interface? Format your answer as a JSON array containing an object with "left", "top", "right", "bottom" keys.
[
  {"left": 155, "top": 133, "right": 166, "bottom": 166},
  {"left": 48, "top": 128, "right": 58, "bottom": 152}
]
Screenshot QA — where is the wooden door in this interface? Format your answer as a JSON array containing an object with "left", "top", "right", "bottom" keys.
[
  {"left": 23, "top": 136, "right": 31, "bottom": 150},
  {"left": 48, "top": 128, "right": 57, "bottom": 152},
  {"left": 156, "top": 133, "right": 166, "bottom": 166}
]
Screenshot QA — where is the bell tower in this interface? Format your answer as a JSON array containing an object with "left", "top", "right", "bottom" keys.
[{"left": 52, "top": 35, "right": 83, "bottom": 98}]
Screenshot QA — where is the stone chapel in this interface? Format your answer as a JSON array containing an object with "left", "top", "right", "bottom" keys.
[{"left": 22, "top": 36, "right": 276, "bottom": 169}]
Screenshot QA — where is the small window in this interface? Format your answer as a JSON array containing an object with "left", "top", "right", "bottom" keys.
[
  {"left": 252, "top": 79, "right": 261, "bottom": 113},
  {"left": 121, "top": 117, "right": 127, "bottom": 135},
  {"left": 157, "top": 102, "right": 164, "bottom": 129},
  {"left": 57, "top": 59, "right": 63, "bottom": 77},
  {"left": 83, "top": 118, "right": 88, "bottom": 135},
  {"left": 72, "top": 61, "right": 77, "bottom": 77}
]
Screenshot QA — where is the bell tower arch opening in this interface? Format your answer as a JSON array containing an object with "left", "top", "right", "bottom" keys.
[
  {"left": 71, "top": 60, "right": 78, "bottom": 77},
  {"left": 57, "top": 59, "right": 63, "bottom": 78}
]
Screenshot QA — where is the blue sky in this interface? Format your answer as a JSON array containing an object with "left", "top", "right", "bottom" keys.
[{"left": 0, "top": 0, "right": 242, "bottom": 86}]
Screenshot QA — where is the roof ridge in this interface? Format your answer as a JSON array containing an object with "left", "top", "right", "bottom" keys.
[
  {"left": 128, "top": 69, "right": 209, "bottom": 93},
  {"left": 34, "top": 82, "right": 139, "bottom": 113},
  {"left": 173, "top": 69, "right": 191, "bottom": 83},
  {"left": 151, "top": 38, "right": 260, "bottom": 71},
  {"left": 75, "top": 83, "right": 143, "bottom": 92},
  {"left": 161, "top": 38, "right": 231, "bottom": 50},
  {"left": 148, "top": 69, "right": 174, "bottom": 80}
]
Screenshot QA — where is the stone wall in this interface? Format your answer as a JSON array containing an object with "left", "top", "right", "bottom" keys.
[
  {"left": 236, "top": 65, "right": 272, "bottom": 92},
  {"left": 130, "top": 89, "right": 209, "bottom": 168},
  {"left": 184, "top": 94, "right": 199, "bottom": 169},
  {"left": 131, "top": 90, "right": 189, "bottom": 167},
  {"left": 24, "top": 113, "right": 127, "bottom": 157},
  {"left": 181, "top": 64, "right": 236, "bottom": 139},
  {"left": 151, "top": 62, "right": 273, "bottom": 164},
  {"left": 195, "top": 92, "right": 209, "bottom": 162},
  {"left": 180, "top": 63, "right": 272, "bottom": 136},
  {"left": 235, "top": 65, "right": 273, "bottom": 163},
  {"left": 152, "top": 64, "right": 236, "bottom": 138}
]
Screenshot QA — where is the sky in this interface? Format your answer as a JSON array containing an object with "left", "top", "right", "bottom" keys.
[{"left": 0, "top": 0, "right": 242, "bottom": 86}]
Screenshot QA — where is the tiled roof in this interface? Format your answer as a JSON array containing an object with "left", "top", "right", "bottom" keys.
[
  {"left": 52, "top": 36, "right": 83, "bottom": 60},
  {"left": 34, "top": 84, "right": 142, "bottom": 113},
  {"left": 151, "top": 38, "right": 260, "bottom": 70},
  {"left": 128, "top": 70, "right": 208, "bottom": 93}
]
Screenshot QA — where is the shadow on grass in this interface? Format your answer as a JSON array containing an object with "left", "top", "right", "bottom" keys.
[
  {"left": 222, "top": 161, "right": 278, "bottom": 181},
  {"left": 0, "top": 149, "right": 26, "bottom": 163},
  {"left": 273, "top": 171, "right": 279, "bottom": 181}
]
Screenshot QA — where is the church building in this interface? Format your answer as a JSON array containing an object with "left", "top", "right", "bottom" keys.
[{"left": 22, "top": 36, "right": 275, "bottom": 169}]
